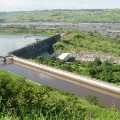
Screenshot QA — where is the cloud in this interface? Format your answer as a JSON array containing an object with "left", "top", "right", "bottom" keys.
[
  {"left": 0, "top": 0, "right": 119, "bottom": 11},
  {"left": 0, "top": 0, "right": 36, "bottom": 11}
]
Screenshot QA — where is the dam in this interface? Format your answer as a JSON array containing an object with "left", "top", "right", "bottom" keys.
[
  {"left": 9, "top": 34, "right": 61, "bottom": 58},
  {"left": 0, "top": 34, "right": 120, "bottom": 110}
]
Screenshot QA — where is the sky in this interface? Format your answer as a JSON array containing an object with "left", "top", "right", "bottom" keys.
[{"left": 0, "top": 0, "right": 120, "bottom": 12}]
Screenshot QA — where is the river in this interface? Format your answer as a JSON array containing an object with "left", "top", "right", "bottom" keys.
[
  {"left": 0, "top": 34, "right": 120, "bottom": 110},
  {"left": 1, "top": 22, "right": 120, "bottom": 37}
]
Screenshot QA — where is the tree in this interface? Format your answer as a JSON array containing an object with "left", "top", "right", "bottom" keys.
[
  {"left": 84, "top": 95, "right": 99, "bottom": 105},
  {"left": 93, "top": 57, "right": 102, "bottom": 66},
  {"left": 103, "top": 60, "right": 112, "bottom": 66},
  {"left": 89, "top": 67, "right": 97, "bottom": 77}
]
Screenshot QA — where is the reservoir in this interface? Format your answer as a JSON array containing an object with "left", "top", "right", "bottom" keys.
[
  {"left": 0, "top": 34, "right": 120, "bottom": 110},
  {"left": 0, "top": 34, "right": 48, "bottom": 56}
]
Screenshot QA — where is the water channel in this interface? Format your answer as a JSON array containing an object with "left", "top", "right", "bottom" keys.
[{"left": 0, "top": 34, "right": 120, "bottom": 110}]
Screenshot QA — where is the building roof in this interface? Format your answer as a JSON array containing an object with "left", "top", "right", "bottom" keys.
[{"left": 57, "top": 53, "right": 70, "bottom": 60}]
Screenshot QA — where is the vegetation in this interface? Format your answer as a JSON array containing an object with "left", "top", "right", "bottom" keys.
[
  {"left": 1, "top": 26, "right": 119, "bottom": 84},
  {"left": 88, "top": 58, "right": 120, "bottom": 84},
  {"left": 0, "top": 8, "right": 120, "bottom": 120},
  {"left": 1, "top": 70, "right": 120, "bottom": 120},
  {"left": 53, "top": 30, "right": 120, "bottom": 56},
  {"left": 33, "top": 56, "right": 120, "bottom": 85},
  {"left": 0, "top": 26, "right": 57, "bottom": 36},
  {"left": 0, "top": 26, "right": 119, "bottom": 85},
  {"left": 0, "top": 27, "right": 120, "bottom": 56},
  {"left": 0, "top": 9, "right": 120, "bottom": 23}
]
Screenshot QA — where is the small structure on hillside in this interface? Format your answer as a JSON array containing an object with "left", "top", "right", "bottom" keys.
[{"left": 57, "top": 53, "right": 70, "bottom": 61}]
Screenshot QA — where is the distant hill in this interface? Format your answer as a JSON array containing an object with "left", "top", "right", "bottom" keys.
[{"left": 0, "top": 9, "right": 120, "bottom": 23}]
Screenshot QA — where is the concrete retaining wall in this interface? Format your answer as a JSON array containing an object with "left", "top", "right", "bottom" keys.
[{"left": 13, "top": 56, "right": 120, "bottom": 99}]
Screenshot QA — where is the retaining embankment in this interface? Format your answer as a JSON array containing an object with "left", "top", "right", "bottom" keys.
[{"left": 13, "top": 56, "right": 120, "bottom": 99}]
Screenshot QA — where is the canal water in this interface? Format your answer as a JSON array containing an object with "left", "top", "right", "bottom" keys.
[{"left": 0, "top": 34, "right": 120, "bottom": 110}]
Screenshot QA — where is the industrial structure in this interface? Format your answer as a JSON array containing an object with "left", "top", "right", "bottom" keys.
[{"left": 57, "top": 53, "right": 70, "bottom": 61}]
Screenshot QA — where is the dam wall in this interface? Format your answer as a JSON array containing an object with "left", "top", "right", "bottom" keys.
[{"left": 9, "top": 34, "right": 61, "bottom": 59}]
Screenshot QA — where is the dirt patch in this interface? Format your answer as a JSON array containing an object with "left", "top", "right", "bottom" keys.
[{"left": 70, "top": 50, "right": 120, "bottom": 64}]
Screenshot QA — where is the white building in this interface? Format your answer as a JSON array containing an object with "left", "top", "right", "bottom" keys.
[{"left": 57, "top": 53, "right": 70, "bottom": 61}]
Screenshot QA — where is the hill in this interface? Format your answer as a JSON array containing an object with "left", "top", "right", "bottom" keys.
[{"left": 0, "top": 9, "right": 120, "bottom": 23}]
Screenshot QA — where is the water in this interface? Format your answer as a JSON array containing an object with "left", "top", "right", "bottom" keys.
[
  {"left": 0, "top": 63, "right": 120, "bottom": 110},
  {"left": 1, "top": 22, "right": 120, "bottom": 37},
  {"left": 0, "top": 34, "right": 120, "bottom": 110},
  {"left": 0, "top": 34, "right": 48, "bottom": 56}
]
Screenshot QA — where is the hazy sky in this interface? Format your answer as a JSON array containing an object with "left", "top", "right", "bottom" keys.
[{"left": 0, "top": 0, "right": 120, "bottom": 12}]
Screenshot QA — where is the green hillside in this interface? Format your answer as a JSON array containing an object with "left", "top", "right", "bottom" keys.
[
  {"left": 53, "top": 30, "right": 120, "bottom": 56},
  {"left": 1, "top": 70, "right": 120, "bottom": 120},
  {"left": 0, "top": 9, "right": 120, "bottom": 23}
]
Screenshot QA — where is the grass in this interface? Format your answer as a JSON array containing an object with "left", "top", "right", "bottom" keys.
[
  {"left": 1, "top": 69, "right": 120, "bottom": 120},
  {"left": 52, "top": 30, "right": 120, "bottom": 57}
]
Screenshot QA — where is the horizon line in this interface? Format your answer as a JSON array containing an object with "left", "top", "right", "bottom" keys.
[{"left": 0, "top": 8, "right": 119, "bottom": 12}]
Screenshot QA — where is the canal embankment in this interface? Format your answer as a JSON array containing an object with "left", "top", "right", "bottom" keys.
[{"left": 12, "top": 56, "right": 120, "bottom": 99}]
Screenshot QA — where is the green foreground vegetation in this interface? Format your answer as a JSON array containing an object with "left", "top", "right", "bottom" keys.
[
  {"left": 1, "top": 70, "right": 120, "bottom": 120},
  {"left": 0, "top": 9, "right": 120, "bottom": 23}
]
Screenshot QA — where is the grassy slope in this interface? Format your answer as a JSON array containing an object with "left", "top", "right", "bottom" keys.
[
  {"left": 0, "top": 9, "right": 120, "bottom": 23},
  {"left": 0, "top": 70, "right": 120, "bottom": 120},
  {"left": 53, "top": 30, "right": 120, "bottom": 56}
]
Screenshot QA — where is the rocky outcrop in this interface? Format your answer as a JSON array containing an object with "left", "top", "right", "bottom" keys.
[{"left": 70, "top": 50, "right": 120, "bottom": 64}]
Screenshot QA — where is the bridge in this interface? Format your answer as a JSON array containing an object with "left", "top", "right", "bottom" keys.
[{"left": 0, "top": 56, "right": 13, "bottom": 62}]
